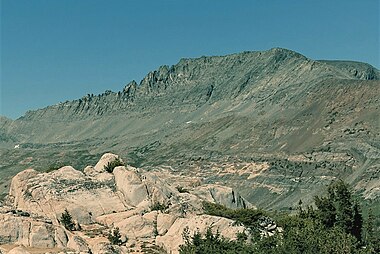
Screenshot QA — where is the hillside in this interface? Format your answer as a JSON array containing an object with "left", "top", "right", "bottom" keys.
[{"left": 0, "top": 48, "right": 379, "bottom": 210}]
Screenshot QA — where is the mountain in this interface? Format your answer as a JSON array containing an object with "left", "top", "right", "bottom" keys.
[{"left": 0, "top": 48, "right": 379, "bottom": 211}]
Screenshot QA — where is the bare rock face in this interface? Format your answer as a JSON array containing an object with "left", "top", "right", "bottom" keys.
[
  {"left": 193, "top": 184, "right": 252, "bottom": 209},
  {"left": 9, "top": 165, "right": 128, "bottom": 224},
  {"left": 115, "top": 212, "right": 157, "bottom": 239},
  {"left": 1, "top": 153, "right": 252, "bottom": 253},
  {"left": 8, "top": 169, "right": 38, "bottom": 208},
  {"left": 157, "top": 213, "right": 177, "bottom": 235},
  {"left": 0, "top": 213, "right": 67, "bottom": 248},
  {"left": 7, "top": 246, "right": 31, "bottom": 254},
  {"left": 95, "top": 209, "right": 141, "bottom": 225},
  {"left": 89, "top": 243, "right": 125, "bottom": 254},
  {"left": 114, "top": 166, "right": 149, "bottom": 207},
  {"left": 66, "top": 235, "right": 90, "bottom": 253}
]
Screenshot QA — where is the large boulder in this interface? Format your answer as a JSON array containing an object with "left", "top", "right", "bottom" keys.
[
  {"left": 193, "top": 184, "right": 253, "bottom": 209},
  {"left": 157, "top": 213, "right": 177, "bottom": 235},
  {"left": 114, "top": 212, "right": 157, "bottom": 239},
  {"left": 8, "top": 169, "right": 38, "bottom": 208},
  {"left": 114, "top": 166, "right": 149, "bottom": 207},
  {"left": 8, "top": 165, "right": 128, "bottom": 224},
  {"left": 0, "top": 213, "right": 67, "bottom": 248},
  {"left": 114, "top": 166, "right": 177, "bottom": 208}
]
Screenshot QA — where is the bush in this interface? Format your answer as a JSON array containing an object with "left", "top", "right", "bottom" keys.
[
  {"left": 104, "top": 158, "right": 124, "bottom": 173},
  {"left": 203, "top": 202, "right": 265, "bottom": 231},
  {"left": 179, "top": 227, "right": 254, "bottom": 254},
  {"left": 60, "top": 209, "right": 75, "bottom": 231},
  {"left": 108, "top": 227, "right": 124, "bottom": 245},
  {"left": 150, "top": 202, "right": 169, "bottom": 212},
  {"left": 176, "top": 186, "right": 189, "bottom": 193}
]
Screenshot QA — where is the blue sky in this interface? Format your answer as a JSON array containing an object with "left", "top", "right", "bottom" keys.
[{"left": 1, "top": 0, "right": 379, "bottom": 119}]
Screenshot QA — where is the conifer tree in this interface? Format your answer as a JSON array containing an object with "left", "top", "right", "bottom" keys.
[
  {"left": 351, "top": 201, "right": 363, "bottom": 243},
  {"left": 60, "top": 209, "right": 75, "bottom": 231}
]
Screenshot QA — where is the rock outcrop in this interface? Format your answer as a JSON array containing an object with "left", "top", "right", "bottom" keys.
[
  {"left": 0, "top": 213, "right": 66, "bottom": 248},
  {"left": 0, "top": 153, "right": 251, "bottom": 253}
]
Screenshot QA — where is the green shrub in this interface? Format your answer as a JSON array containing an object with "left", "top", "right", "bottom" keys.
[
  {"left": 176, "top": 186, "right": 189, "bottom": 193},
  {"left": 104, "top": 158, "right": 124, "bottom": 173},
  {"left": 203, "top": 202, "right": 265, "bottom": 231},
  {"left": 179, "top": 227, "right": 254, "bottom": 254},
  {"left": 179, "top": 216, "right": 359, "bottom": 254},
  {"left": 150, "top": 201, "right": 168, "bottom": 212},
  {"left": 108, "top": 227, "right": 124, "bottom": 245}
]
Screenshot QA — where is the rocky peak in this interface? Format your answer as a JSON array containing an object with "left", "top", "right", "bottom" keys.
[
  {"left": 139, "top": 65, "right": 172, "bottom": 95},
  {"left": 123, "top": 80, "right": 138, "bottom": 92},
  {"left": 266, "top": 47, "right": 307, "bottom": 61}
]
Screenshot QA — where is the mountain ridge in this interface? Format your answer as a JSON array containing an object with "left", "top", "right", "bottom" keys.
[{"left": 6, "top": 48, "right": 378, "bottom": 124}]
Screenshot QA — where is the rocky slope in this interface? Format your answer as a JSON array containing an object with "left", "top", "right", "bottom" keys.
[
  {"left": 0, "top": 47, "right": 379, "bottom": 211},
  {"left": 0, "top": 153, "right": 251, "bottom": 253}
]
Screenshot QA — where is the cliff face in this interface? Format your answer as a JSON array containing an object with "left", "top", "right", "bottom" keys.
[{"left": 0, "top": 48, "right": 379, "bottom": 210}]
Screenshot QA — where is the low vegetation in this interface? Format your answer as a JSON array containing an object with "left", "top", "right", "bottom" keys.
[
  {"left": 104, "top": 158, "right": 124, "bottom": 173},
  {"left": 179, "top": 227, "right": 250, "bottom": 254},
  {"left": 176, "top": 186, "right": 190, "bottom": 193},
  {"left": 203, "top": 202, "right": 265, "bottom": 232},
  {"left": 150, "top": 201, "right": 169, "bottom": 212},
  {"left": 108, "top": 227, "right": 124, "bottom": 245},
  {"left": 181, "top": 180, "right": 380, "bottom": 254}
]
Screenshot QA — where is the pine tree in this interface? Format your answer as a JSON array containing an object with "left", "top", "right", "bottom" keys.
[
  {"left": 351, "top": 201, "right": 363, "bottom": 243},
  {"left": 314, "top": 195, "right": 336, "bottom": 228},
  {"left": 60, "top": 209, "right": 75, "bottom": 231},
  {"left": 331, "top": 180, "right": 354, "bottom": 234},
  {"left": 314, "top": 179, "right": 364, "bottom": 241},
  {"left": 365, "top": 208, "right": 377, "bottom": 252}
]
